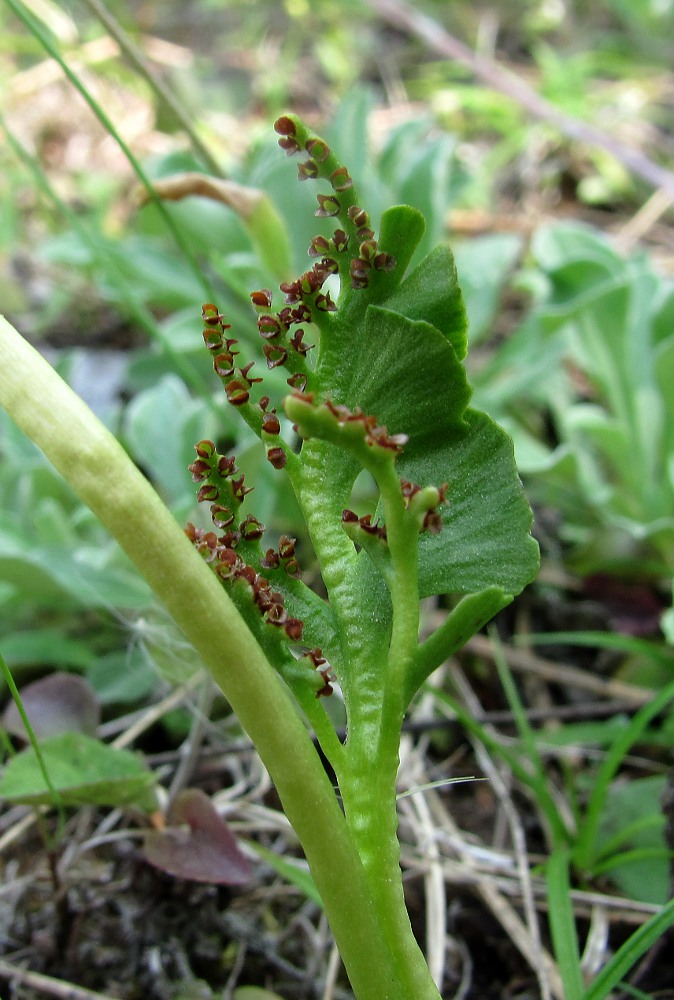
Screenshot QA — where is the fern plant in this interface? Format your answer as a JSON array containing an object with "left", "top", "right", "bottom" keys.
[{"left": 0, "top": 114, "right": 538, "bottom": 999}]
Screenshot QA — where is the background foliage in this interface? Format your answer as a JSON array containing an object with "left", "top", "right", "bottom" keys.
[{"left": 1, "top": 0, "right": 673, "bottom": 997}]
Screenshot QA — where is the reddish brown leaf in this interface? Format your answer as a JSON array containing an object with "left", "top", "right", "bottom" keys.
[
  {"left": 144, "top": 788, "right": 252, "bottom": 885},
  {"left": 1, "top": 672, "right": 100, "bottom": 741}
]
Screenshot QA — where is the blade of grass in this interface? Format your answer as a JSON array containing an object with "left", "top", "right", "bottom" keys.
[
  {"left": 489, "top": 627, "right": 570, "bottom": 850},
  {"left": 491, "top": 630, "right": 545, "bottom": 792},
  {"left": 0, "top": 114, "right": 215, "bottom": 403},
  {"left": 594, "top": 814, "right": 666, "bottom": 863},
  {"left": 0, "top": 649, "right": 65, "bottom": 837},
  {"left": 490, "top": 630, "right": 584, "bottom": 994},
  {"left": 428, "top": 683, "right": 569, "bottom": 845},
  {"left": 78, "top": 0, "right": 223, "bottom": 177},
  {"left": 590, "top": 846, "right": 674, "bottom": 879},
  {"left": 522, "top": 631, "right": 674, "bottom": 669},
  {"left": 574, "top": 679, "right": 674, "bottom": 871},
  {"left": 615, "top": 988, "right": 660, "bottom": 1000},
  {"left": 546, "top": 847, "right": 584, "bottom": 1000},
  {"left": 250, "top": 842, "right": 323, "bottom": 907},
  {"left": 5, "top": 0, "right": 216, "bottom": 302},
  {"left": 582, "top": 897, "right": 674, "bottom": 1000}
]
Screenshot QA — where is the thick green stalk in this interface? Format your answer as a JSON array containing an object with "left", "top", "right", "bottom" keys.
[
  {"left": 291, "top": 428, "right": 440, "bottom": 995},
  {"left": 341, "top": 768, "right": 438, "bottom": 996},
  {"left": 0, "top": 316, "right": 441, "bottom": 1000},
  {"left": 340, "top": 465, "right": 435, "bottom": 993}
]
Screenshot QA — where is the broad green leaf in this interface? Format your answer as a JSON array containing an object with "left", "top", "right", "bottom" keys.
[
  {"left": 0, "top": 628, "right": 95, "bottom": 670},
  {"left": 531, "top": 222, "right": 622, "bottom": 282},
  {"left": 375, "top": 204, "right": 426, "bottom": 297},
  {"left": 656, "top": 334, "right": 674, "bottom": 459},
  {"left": 41, "top": 231, "right": 206, "bottom": 311},
  {"left": 87, "top": 647, "right": 159, "bottom": 705},
  {"left": 595, "top": 776, "right": 669, "bottom": 905},
  {"left": 346, "top": 307, "right": 471, "bottom": 460},
  {"left": 376, "top": 120, "right": 460, "bottom": 265},
  {"left": 409, "top": 409, "right": 539, "bottom": 598},
  {"left": 0, "top": 732, "right": 156, "bottom": 809},
  {"left": 249, "top": 140, "right": 334, "bottom": 276},
  {"left": 378, "top": 246, "right": 468, "bottom": 360},
  {"left": 334, "top": 268, "right": 537, "bottom": 600},
  {"left": 653, "top": 286, "right": 674, "bottom": 348},
  {"left": 393, "top": 137, "right": 457, "bottom": 265},
  {"left": 325, "top": 88, "right": 374, "bottom": 198},
  {"left": 0, "top": 530, "right": 151, "bottom": 610},
  {"left": 498, "top": 415, "right": 554, "bottom": 472}
]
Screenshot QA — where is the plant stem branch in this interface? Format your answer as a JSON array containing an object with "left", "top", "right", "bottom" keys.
[{"left": 411, "top": 588, "right": 512, "bottom": 704}]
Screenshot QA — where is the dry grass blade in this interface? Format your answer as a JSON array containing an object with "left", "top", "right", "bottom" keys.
[
  {"left": 404, "top": 779, "right": 566, "bottom": 999},
  {"left": 110, "top": 671, "right": 205, "bottom": 750},
  {"left": 581, "top": 905, "right": 611, "bottom": 980},
  {"left": 321, "top": 943, "right": 343, "bottom": 1000},
  {"left": 466, "top": 634, "right": 654, "bottom": 706},
  {"left": 616, "top": 188, "right": 674, "bottom": 252},
  {"left": 0, "top": 959, "right": 122, "bottom": 1000},
  {"left": 366, "top": 0, "right": 674, "bottom": 200},
  {"left": 447, "top": 663, "right": 563, "bottom": 1000},
  {"left": 134, "top": 173, "right": 267, "bottom": 220},
  {"left": 399, "top": 736, "right": 447, "bottom": 989},
  {"left": 397, "top": 718, "right": 565, "bottom": 997}
]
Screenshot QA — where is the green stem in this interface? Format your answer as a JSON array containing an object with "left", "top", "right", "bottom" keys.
[
  {"left": 0, "top": 316, "right": 435, "bottom": 1000},
  {"left": 340, "top": 761, "right": 441, "bottom": 997},
  {"left": 296, "top": 432, "right": 439, "bottom": 994},
  {"left": 346, "top": 467, "right": 438, "bottom": 992},
  {"left": 410, "top": 588, "right": 513, "bottom": 704},
  {"left": 291, "top": 437, "right": 441, "bottom": 997},
  {"left": 376, "top": 460, "right": 420, "bottom": 727}
]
